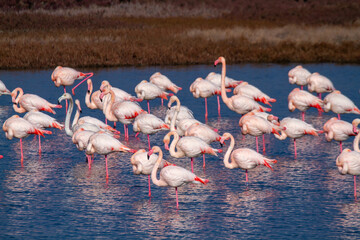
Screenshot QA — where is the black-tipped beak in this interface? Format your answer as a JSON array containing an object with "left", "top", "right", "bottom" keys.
[
  {"left": 87, "top": 90, "right": 90, "bottom": 93},
  {"left": 220, "top": 142, "right": 223, "bottom": 148},
  {"left": 80, "top": 110, "right": 82, "bottom": 113},
  {"left": 57, "top": 101, "right": 60, "bottom": 104},
  {"left": 214, "top": 64, "right": 216, "bottom": 67},
  {"left": 13, "top": 102, "right": 16, "bottom": 105},
  {"left": 147, "top": 153, "right": 150, "bottom": 160}
]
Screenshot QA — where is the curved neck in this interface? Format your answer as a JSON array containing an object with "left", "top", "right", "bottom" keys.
[
  {"left": 151, "top": 147, "right": 168, "bottom": 187},
  {"left": 354, "top": 133, "right": 360, "bottom": 152},
  {"left": 12, "top": 103, "right": 26, "bottom": 113},
  {"left": 168, "top": 132, "right": 184, "bottom": 158},
  {"left": 223, "top": 134, "right": 236, "bottom": 169},
  {"left": 64, "top": 97, "right": 74, "bottom": 136},
  {"left": 170, "top": 99, "right": 180, "bottom": 131},
  {"left": 274, "top": 130, "right": 287, "bottom": 140},
  {"left": 72, "top": 102, "right": 81, "bottom": 127},
  {"left": 13, "top": 87, "right": 23, "bottom": 104},
  {"left": 219, "top": 59, "right": 230, "bottom": 104},
  {"left": 85, "top": 80, "right": 97, "bottom": 109},
  {"left": 103, "top": 90, "right": 116, "bottom": 121}
]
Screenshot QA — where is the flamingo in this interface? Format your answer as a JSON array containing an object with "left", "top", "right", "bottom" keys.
[
  {"left": 233, "top": 81, "right": 276, "bottom": 107},
  {"left": 239, "top": 112, "right": 281, "bottom": 153},
  {"left": 336, "top": 130, "right": 360, "bottom": 199},
  {"left": 306, "top": 72, "right": 335, "bottom": 99},
  {"left": 86, "top": 131, "right": 136, "bottom": 179},
  {"left": 220, "top": 132, "right": 277, "bottom": 184},
  {"left": 72, "top": 128, "right": 96, "bottom": 169},
  {"left": 100, "top": 86, "right": 145, "bottom": 140},
  {"left": 149, "top": 72, "right": 182, "bottom": 106},
  {"left": 323, "top": 90, "right": 360, "bottom": 119},
  {"left": 133, "top": 112, "right": 170, "bottom": 150},
  {"left": 51, "top": 66, "right": 93, "bottom": 95},
  {"left": 288, "top": 88, "right": 323, "bottom": 121},
  {"left": 274, "top": 117, "right": 320, "bottom": 158},
  {"left": 131, "top": 148, "right": 173, "bottom": 197},
  {"left": 135, "top": 80, "right": 169, "bottom": 113},
  {"left": 288, "top": 65, "right": 311, "bottom": 90},
  {"left": 0, "top": 80, "right": 11, "bottom": 95},
  {"left": 323, "top": 117, "right": 358, "bottom": 152},
  {"left": 214, "top": 57, "right": 271, "bottom": 115},
  {"left": 3, "top": 115, "right": 51, "bottom": 164},
  {"left": 149, "top": 146, "right": 209, "bottom": 209},
  {"left": 11, "top": 87, "right": 62, "bottom": 114},
  {"left": 165, "top": 95, "right": 194, "bottom": 126},
  {"left": 163, "top": 131, "right": 222, "bottom": 172},
  {"left": 23, "top": 111, "right": 63, "bottom": 154},
  {"left": 85, "top": 79, "right": 103, "bottom": 110},
  {"left": 205, "top": 72, "right": 242, "bottom": 88},
  {"left": 190, "top": 77, "right": 225, "bottom": 120}
]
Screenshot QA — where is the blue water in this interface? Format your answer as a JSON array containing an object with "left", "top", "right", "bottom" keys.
[{"left": 1, "top": 63, "right": 360, "bottom": 239}]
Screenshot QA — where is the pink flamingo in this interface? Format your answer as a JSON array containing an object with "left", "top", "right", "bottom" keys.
[
  {"left": 133, "top": 112, "right": 170, "bottom": 150},
  {"left": 86, "top": 131, "right": 136, "bottom": 179},
  {"left": 214, "top": 57, "right": 271, "bottom": 115},
  {"left": 288, "top": 88, "right": 323, "bottom": 121},
  {"left": 85, "top": 79, "right": 103, "bottom": 110},
  {"left": 324, "top": 90, "right": 360, "bottom": 119},
  {"left": 233, "top": 81, "right": 276, "bottom": 106},
  {"left": 135, "top": 80, "right": 169, "bottom": 113},
  {"left": 165, "top": 95, "right": 194, "bottom": 126},
  {"left": 306, "top": 72, "right": 335, "bottom": 99},
  {"left": 274, "top": 117, "right": 320, "bottom": 158},
  {"left": 100, "top": 87, "right": 145, "bottom": 140},
  {"left": 190, "top": 77, "right": 226, "bottom": 120},
  {"left": 220, "top": 132, "right": 277, "bottom": 184},
  {"left": 51, "top": 66, "right": 93, "bottom": 95},
  {"left": 205, "top": 72, "right": 242, "bottom": 88},
  {"left": 72, "top": 128, "right": 96, "bottom": 169},
  {"left": 3, "top": 115, "right": 51, "bottom": 164},
  {"left": 150, "top": 146, "right": 209, "bottom": 209},
  {"left": 0, "top": 80, "right": 11, "bottom": 95},
  {"left": 323, "top": 117, "right": 358, "bottom": 152},
  {"left": 23, "top": 111, "right": 63, "bottom": 154},
  {"left": 288, "top": 65, "right": 311, "bottom": 90},
  {"left": 131, "top": 148, "right": 174, "bottom": 197},
  {"left": 336, "top": 130, "right": 360, "bottom": 200},
  {"left": 239, "top": 112, "right": 281, "bottom": 153},
  {"left": 163, "top": 131, "right": 222, "bottom": 172},
  {"left": 11, "top": 87, "right": 62, "bottom": 114},
  {"left": 150, "top": 72, "right": 182, "bottom": 106}
]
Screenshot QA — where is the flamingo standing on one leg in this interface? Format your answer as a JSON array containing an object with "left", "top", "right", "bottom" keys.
[
  {"left": 131, "top": 148, "right": 174, "bottom": 197},
  {"left": 135, "top": 80, "right": 169, "bottom": 114},
  {"left": 288, "top": 88, "right": 324, "bottom": 121},
  {"left": 323, "top": 90, "right": 360, "bottom": 120},
  {"left": 3, "top": 115, "right": 52, "bottom": 164},
  {"left": 306, "top": 72, "right": 335, "bottom": 100},
  {"left": 150, "top": 146, "right": 209, "bottom": 209},
  {"left": 11, "top": 87, "right": 62, "bottom": 114},
  {"left": 233, "top": 81, "right": 276, "bottom": 107},
  {"left": 220, "top": 132, "right": 277, "bottom": 185},
  {"left": 163, "top": 131, "right": 222, "bottom": 173},
  {"left": 149, "top": 72, "right": 182, "bottom": 106},
  {"left": 214, "top": 57, "right": 271, "bottom": 115},
  {"left": 288, "top": 65, "right": 311, "bottom": 90}
]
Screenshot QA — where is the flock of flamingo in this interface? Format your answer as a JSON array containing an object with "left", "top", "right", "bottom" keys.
[{"left": 1, "top": 56, "right": 360, "bottom": 208}]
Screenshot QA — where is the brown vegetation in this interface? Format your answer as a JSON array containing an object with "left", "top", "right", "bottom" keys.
[{"left": 0, "top": 1, "right": 360, "bottom": 69}]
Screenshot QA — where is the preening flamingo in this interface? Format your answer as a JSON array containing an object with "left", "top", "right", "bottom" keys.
[
  {"left": 220, "top": 132, "right": 277, "bottom": 184},
  {"left": 100, "top": 87, "right": 144, "bottom": 140},
  {"left": 323, "top": 90, "right": 360, "bottom": 119},
  {"left": 165, "top": 95, "right": 194, "bottom": 126},
  {"left": 11, "top": 87, "right": 62, "bottom": 114},
  {"left": 133, "top": 112, "right": 170, "bottom": 149},
  {"left": 288, "top": 65, "right": 311, "bottom": 90},
  {"left": 233, "top": 81, "right": 276, "bottom": 107},
  {"left": 288, "top": 88, "right": 323, "bottom": 121},
  {"left": 239, "top": 112, "right": 281, "bottom": 153},
  {"left": 131, "top": 148, "right": 173, "bottom": 197},
  {"left": 205, "top": 72, "right": 241, "bottom": 88},
  {"left": 0, "top": 80, "right": 11, "bottom": 95},
  {"left": 163, "top": 131, "right": 222, "bottom": 172},
  {"left": 336, "top": 131, "right": 360, "bottom": 199},
  {"left": 150, "top": 72, "right": 182, "bottom": 106},
  {"left": 85, "top": 131, "right": 136, "bottom": 179},
  {"left": 190, "top": 77, "right": 225, "bottom": 120},
  {"left": 306, "top": 72, "right": 335, "bottom": 99},
  {"left": 23, "top": 111, "right": 63, "bottom": 153},
  {"left": 185, "top": 122, "right": 221, "bottom": 145},
  {"left": 323, "top": 117, "right": 358, "bottom": 152},
  {"left": 150, "top": 146, "right": 209, "bottom": 209},
  {"left": 274, "top": 117, "right": 320, "bottom": 158},
  {"left": 3, "top": 115, "right": 51, "bottom": 164},
  {"left": 214, "top": 57, "right": 271, "bottom": 115},
  {"left": 135, "top": 80, "right": 169, "bottom": 113}
]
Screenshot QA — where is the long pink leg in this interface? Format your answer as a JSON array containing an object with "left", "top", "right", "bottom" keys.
[
  {"left": 20, "top": 138, "right": 24, "bottom": 163},
  {"left": 175, "top": 187, "right": 179, "bottom": 209},
  {"left": 203, "top": 154, "right": 206, "bottom": 168},
  {"left": 71, "top": 72, "right": 94, "bottom": 95},
  {"left": 294, "top": 139, "right": 297, "bottom": 159},
  {"left": 262, "top": 135, "right": 266, "bottom": 153},
  {"left": 148, "top": 175, "right": 151, "bottom": 197},
  {"left": 124, "top": 125, "right": 126, "bottom": 138},
  {"left": 301, "top": 86, "right": 303, "bottom": 90},
  {"left": 105, "top": 155, "right": 109, "bottom": 179},
  {"left": 338, "top": 114, "right": 341, "bottom": 120},
  {"left": 256, "top": 136, "right": 259, "bottom": 153},
  {"left": 87, "top": 155, "right": 92, "bottom": 169},
  {"left": 113, "top": 122, "right": 116, "bottom": 129},
  {"left": 64, "top": 86, "right": 68, "bottom": 113},
  {"left": 38, "top": 135, "right": 42, "bottom": 154},
  {"left": 147, "top": 100, "right": 151, "bottom": 114},
  {"left": 245, "top": 169, "right": 248, "bottom": 183},
  {"left": 340, "top": 141, "right": 343, "bottom": 152},
  {"left": 161, "top": 98, "right": 163, "bottom": 106},
  {"left": 301, "top": 112, "right": 305, "bottom": 121},
  {"left": 317, "top": 93, "right": 322, "bottom": 116},
  {"left": 217, "top": 95, "right": 221, "bottom": 117},
  {"left": 147, "top": 134, "right": 151, "bottom": 150},
  {"left": 354, "top": 176, "right": 357, "bottom": 200},
  {"left": 191, "top": 158, "right": 194, "bottom": 173},
  {"left": 204, "top": 97, "right": 208, "bottom": 121}
]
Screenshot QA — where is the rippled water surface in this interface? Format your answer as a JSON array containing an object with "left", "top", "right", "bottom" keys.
[{"left": 1, "top": 63, "right": 360, "bottom": 239}]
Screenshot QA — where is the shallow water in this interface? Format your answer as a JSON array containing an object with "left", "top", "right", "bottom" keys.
[{"left": 1, "top": 63, "right": 360, "bottom": 239}]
